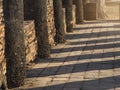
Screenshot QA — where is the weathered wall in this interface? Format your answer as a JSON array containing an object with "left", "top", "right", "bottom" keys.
[
  {"left": 24, "top": 21, "right": 37, "bottom": 64},
  {"left": 0, "top": 24, "right": 6, "bottom": 88},
  {"left": 0, "top": 0, "right": 6, "bottom": 87},
  {"left": 106, "top": 2, "right": 120, "bottom": 20},
  {"left": 84, "top": 3, "right": 97, "bottom": 20},
  {"left": 47, "top": 0, "right": 56, "bottom": 46}
]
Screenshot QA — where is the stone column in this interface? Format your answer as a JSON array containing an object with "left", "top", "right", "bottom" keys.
[
  {"left": 73, "top": 0, "right": 84, "bottom": 24},
  {"left": 34, "top": 0, "right": 56, "bottom": 58},
  {"left": 53, "top": 0, "right": 65, "bottom": 43},
  {"left": 3, "top": 0, "right": 26, "bottom": 88},
  {"left": 62, "top": 0, "right": 73, "bottom": 32}
]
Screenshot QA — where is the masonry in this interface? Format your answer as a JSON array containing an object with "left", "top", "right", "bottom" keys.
[
  {"left": 0, "top": 0, "right": 6, "bottom": 88},
  {"left": 0, "top": 15, "right": 38, "bottom": 89},
  {"left": 0, "top": 1, "right": 38, "bottom": 88},
  {"left": 24, "top": 0, "right": 56, "bottom": 47},
  {"left": 1, "top": 0, "right": 116, "bottom": 90},
  {"left": 0, "top": 0, "right": 78, "bottom": 89}
]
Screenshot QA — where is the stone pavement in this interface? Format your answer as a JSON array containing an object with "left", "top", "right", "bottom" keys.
[{"left": 20, "top": 20, "right": 120, "bottom": 90}]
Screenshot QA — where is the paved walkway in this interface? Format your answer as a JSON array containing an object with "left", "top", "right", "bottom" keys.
[{"left": 21, "top": 20, "right": 120, "bottom": 90}]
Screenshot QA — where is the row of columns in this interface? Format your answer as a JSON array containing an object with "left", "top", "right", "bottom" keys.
[{"left": 3, "top": 0, "right": 84, "bottom": 88}]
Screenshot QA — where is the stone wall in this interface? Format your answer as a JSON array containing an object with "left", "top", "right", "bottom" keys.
[
  {"left": 84, "top": 3, "right": 97, "bottom": 20},
  {"left": 47, "top": 0, "right": 56, "bottom": 46},
  {"left": 0, "top": 0, "right": 6, "bottom": 88},
  {"left": 0, "top": 24, "right": 6, "bottom": 88},
  {"left": 24, "top": 21, "right": 37, "bottom": 64}
]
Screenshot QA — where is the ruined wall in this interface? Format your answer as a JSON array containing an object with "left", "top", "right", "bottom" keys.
[
  {"left": 0, "top": 0, "right": 6, "bottom": 87},
  {"left": 24, "top": 21, "right": 37, "bottom": 64},
  {"left": 47, "top": 0, "right": 56, "bottom": 46}
]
